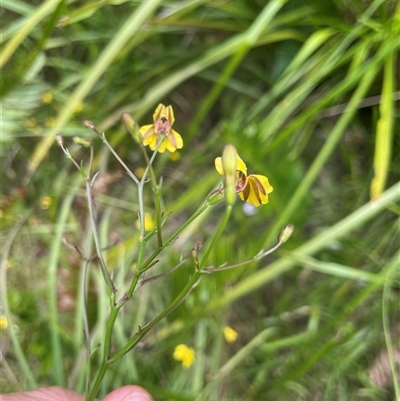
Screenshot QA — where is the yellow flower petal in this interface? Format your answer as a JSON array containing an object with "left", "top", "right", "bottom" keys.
[
  {"left": 140, "top": 124, "right": 158, "bottom": 150},
  {"left": 215, "top": 154, "right": 247, "bottom": 176},
  {"left": 149, "top": 136, "right": 158, "bottom": 150},
  {"left": 153, "top": 104, "right": 163, "bottom": 121},
  {"left": 223, "top": 326, "right": 238, "bottom": 343},
  {"left": 236, "top": 154, "right": 247, "bottom": 174},
  {"left": 215, "top": 157, "right": 223, "bottom": 175},
  {"left": 157, "top": 140, "right": 168, "bottom": 153},
  {"left": 239, "top": 174, "right": 273, "bottom": 206},
  {"left": 135, "top": 212, "right": 155, "bottom": 231},
  {"left": 173, "top": 344, "right": 195, "bottom": 368},
  {"left": 0, "top": 315, "right": 8, "bottom": 330},
  {"left": 165, "top": 130, "right": 183, "bottom": 153},
  {"left": 140, "top": 125, "right": 155, "bottom": 142},
  {"left": 153, "top": 104, "right": 175, "bottom": 125}
]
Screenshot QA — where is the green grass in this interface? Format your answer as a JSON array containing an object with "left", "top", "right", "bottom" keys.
[{"left": 1, "top": 0, "right": 399, "bottom": 400}]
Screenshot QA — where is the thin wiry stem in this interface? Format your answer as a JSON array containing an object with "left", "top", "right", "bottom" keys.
[
  {"left": 200, "top": 205, "right": 232, "bottom": 269},
  {"left": 83, "top": 120, "right": 139, "bottom": 185},
  {"left": 86, "top": 180, "right": 116, "bottom": 294},
  {"left": 204, "top": 239, "right": 283, "bottom": 272}
]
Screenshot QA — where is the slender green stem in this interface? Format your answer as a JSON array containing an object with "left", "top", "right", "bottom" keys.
[
  {"left": 87, "top": 146, "right": 211, "bottom": 398},
  {"left": 86, "top": 121, "right": 139, "bottom": 185},
  {"left": 111, "top": 270, "right": 203, "bottom": 362},
  {"left": 125, "top": 270, "right": 142, "bottom": 300},
  {"left": 124, "top": 201, "right": 210, "bottom": 299},
  {"left": 81, "top": 224, "right": 92, "bottom": 395},
  {"left": 140, "top": 202, "right": 211, "bottom": 274},
  {"left": 140, "top": 145, "right": 163, "bottom": 246},
  {"left": 204, "top": 239, "right": 283, "bottom": 272},
  {"left": 382, "top": 265, "right": 400, "bottom": 399},
  {"left": 86, "top": 270, "right": 203, "bottom": 400},
  {"left": 134, "top": 145, "right": 161, "bottom": 288},
  {"left": 154, "top": 182, "right": 163, "bottom": 247},
  {"left": 86, "top": 179, "right": 116, "bottom": 295},
  {"left": 166, "top": 202, "right": 211, "bottom": 245},
  {"left": 85, "top": 304, "right": 123, "bottom": 401},
  {"left": 200, "top": 205, "right": 232, "bottom": 269},
  {"left": 85, "top": 361, "right": 108, "bottom": 401}
]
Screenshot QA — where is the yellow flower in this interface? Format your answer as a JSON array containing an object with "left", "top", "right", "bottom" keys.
[
  {"left": 215, "top": 153, "right": 273, "bottom": 207},
  {"left": 0, "top": 315, "right": 8, "bottom": 330},
  {"left": 173, "top": 344, "right": 195, "bottom": 368},
  {"left": 40, "top": 196, "right": 53, "bottom": 210},
  {"left": 223, "top": 326, "right": 238, "bottom": 343},
  {"left": 139, "top": 104, "right": 183, "bottom": 153},
  {"left": 41, "top": 92, "right": 53, "bottom": 104},
  {"left": 135, "top": 212, "right": 155, "bottom": 231}
]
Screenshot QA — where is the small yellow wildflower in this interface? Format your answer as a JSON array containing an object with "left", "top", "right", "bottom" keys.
[
  {"left": 40, "top": 196, "right": 53, "bottom": 210},
  {"left": 73, "top": 101, "right": 84, "bottom": 113},
  {"left": 0, "top": 315, "right": 8, "bottom": 330},
  {"left": 223, "top": 326, "right": 238, "bottom": 343},
  {"left": 215, "top": 152, "right": 273, "bottom": 207},
  {"left": 135, "top": 212, "right": 155, "bottom": 232},
  {"left": 45, "top": 117, "right": 56, "bottom": 127},
  {"left": 41, "top": 92, "right": 53, "bottom": 104},
  {"left": 173, "top": 344, "right": 195, "bottom": 368},
  {"left": 139, "top": 104, "right": 183, "bottom": 153}
]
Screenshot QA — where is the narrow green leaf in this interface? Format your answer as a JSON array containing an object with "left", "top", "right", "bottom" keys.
[
  {"left": 370, "top": 40, "right": 395, "bottom": 200},
  {"left": 0, "top": 0, "right": 63, "bottom": 67}
]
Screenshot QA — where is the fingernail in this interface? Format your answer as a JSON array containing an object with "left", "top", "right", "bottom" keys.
[{"left": 121, "top": 390, "right": 153, "bottom": 401}]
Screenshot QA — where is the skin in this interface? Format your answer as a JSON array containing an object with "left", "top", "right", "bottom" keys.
[{"left": 1, "top": 385, "right": 153, "bottom": 401}]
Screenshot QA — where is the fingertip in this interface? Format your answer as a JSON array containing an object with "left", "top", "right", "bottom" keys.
[{"left": 101, "top": 385, "right": 153, "bottom": 401}]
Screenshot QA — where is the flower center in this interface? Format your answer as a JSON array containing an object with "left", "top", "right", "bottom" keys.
[
  {"left": 236, "top": 173, "right": 247, "bottom": 192},
  {"left": 156, "top": 117, "right": 171, "bottom": 135}
]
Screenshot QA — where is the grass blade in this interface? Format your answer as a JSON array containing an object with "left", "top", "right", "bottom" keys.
[{"left": 370, "top": 38, "right": 395, "bottom": 200}]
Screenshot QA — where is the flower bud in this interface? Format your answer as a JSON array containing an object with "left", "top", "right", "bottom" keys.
[
  {"left": 82, "top": 120, "right": 95, "bottom": 130},
  {"left": 222, "top": 144, "right": 238, "bottom": 206},
  {"left": 73, "top": 136, "right": 92, "bottom": 148},
  {"left": 278, "top": 224, "right": 294, "bottom": 243},
  {"left": 207, "top": 188, "right": 225, "bottom": 206},
  {"left": 122, "top": 112, "right": 141, "bottom": 144},
  {"left": 55, "top": 134, "right": 64, "bottom": 147}
]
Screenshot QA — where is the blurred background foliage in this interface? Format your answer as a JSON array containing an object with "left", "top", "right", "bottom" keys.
[{"left": 1, "top": 0, "right": 399, "bottom": 400}]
